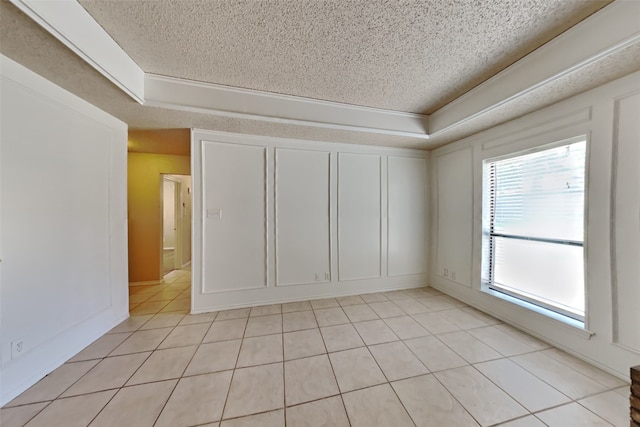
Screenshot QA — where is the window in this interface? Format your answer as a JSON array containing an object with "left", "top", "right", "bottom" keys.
[{"left": 482, "top": 139, "right": 587, "bottom": 322}]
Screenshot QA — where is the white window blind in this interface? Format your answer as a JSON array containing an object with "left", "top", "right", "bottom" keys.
[{"left": 484, "top": 140, "right": 587, "bottom": 320}]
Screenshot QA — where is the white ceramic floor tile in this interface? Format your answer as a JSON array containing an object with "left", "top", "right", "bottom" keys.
[
  {"left": 223, "top": 363, "right": 284, "bottom": 419},
  {"left": 310, "top": 298, "right": 340, "bottom": 309},
  {"left": 495, "top": 416, "right": 547, "bottom": 426},
  {"left": 185, "top": 340, "right": 242, "bottom": 376},
  {"left": 283, "top": 310, "right": 318, "bottom": 332},
  {"left": 283, "top": 329, "right": 326, "bottom": 360},
  {"left": 107, "top": 315, "right": 154, "bottom": 334},
  {"left": 61, "top": 352, "right": 150, "bottom": 397},
  {"left": 179, "top": 312, "right": 217, "bottom": 325},
  {"left": 369, "top": 341, "right": 429, "bottom": 381},
  {"left": 7, "top": 360, "right": 98, "bottom": 406},
  {"left": 220, "top": 409, "right": 284, "bottom": 427},
  {"left": 383, "top": 316, "right": 430, "bottom": 339},
  {"left": 109, "top": 328, "right": 173, "bottom": 356},
  {"left": 250, "top": 304, "right": 282, "bottom": 317},
  {"left": 612, "top": 386, "right": 629, "bottom": 398},
  {"left": 404, "top": 336, "right": 467, "bottom": 372},
  {"left": 474, "top": 358, "right": 570, "bottom": 412},
  {"left": 360, "top": 293, "right": 389, "bottom": 303},
  {"left": 511, "top": 352, "right": 608, "bottom": 399},
  {"left": 461, "top": 307, "right": 501, "bottom": 326},
  {"left": 236, "top": 334, "right": 283, "bottom": 368},
  {"left": 68, "top": 333, "right": 132, "bottom": 362},
  {"left": 285, "top": 396, "right": 350, "bottom": 427},
  {"left": 493, "top": 324, "right": 550, "bottom": 350},
  {"left": 439, "top": 309, "right": 492, "bottom": 330},
  {"left": 155, "top": 371, "right": 233, "bottom": 427},
  {"left": 412, "top": 312, "right": 460, "bottom": 334},
  {"left": 244, "top": 314, "right": 282, "bottom": 337},
  {"left": 127, "top": 345, "right": 197, "bottom": 385},
  {"left": 329, "top": 347, "right": 387, "bottom": 392},
  {"left": 284, "top": 355, "right": 339, "bottom": 406},
  {"left": 435, "top": 366, "right": 528, "bottom": 426},
  {"left": 393, "top": 298, "right": 430, "bottom": 315},
  {"left": 89, "top": 380, "right": 176, "bottom": 427},
  {"left": 320, "top": 324, "right": 365, "bottom": 352},
  {"left": 467, "top": 326, "right": 537, "bottom": 357},
  {"left": 342, "top": 384, "right": 415, "bottom": 427},
  {"left": 337, "top": 295, "right": 366, "bottom": 306},
  {"left": 392, "top": 374, "right": 479, "bottom": 427},
  {"left": 139, "top": 312, "right": 186, "bottom": 330},
  {"left": 352, "top": 319, "right": 399, "bottom": 345},
  {"left": 419, "top": 295, "right": 464, "bottom": 311},
  {"left": 282, "top": 301, "right": 312, "bottom": 313},
  {"left": 342, "top": 304, "right": 379, "bottom": 323},
  {"left": 314, "top": 307, "right": 350, "bottom": 327},
  {"left": 368, "top": 301, "right": 405, "bottom": 318},
  {"left": 24, "top": 390, "right": 116, "bottom": 427},
  {"left": 542, "top": 348, "right": 627, "bottom": 389},
  {"left": 579, "top": 390, "right": 630, "bottom": 427},
  {"left": 215, "top": 308, "right": 250, "bottom": 321},
  {"left": 1, "top": 403, "right": 49, "bottom": 427},
  {"left": 158, "top": 323, "right": 210, "bottom": 349},
  {"left": 203, "top": 318, "right": 247, "bottom": 343},
  {"left": 383, "top": 290, "right": 412, "bottom": 301},
  {"left": 536, "top": 402, "right": 612, "bottom": 426},
  {"left": 437, "top": 331, "right": 502, "bottom": 363}
]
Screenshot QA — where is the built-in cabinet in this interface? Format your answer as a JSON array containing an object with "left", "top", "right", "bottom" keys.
[{"left": 192, "top": 131, "right": 429, "bottom": 312}]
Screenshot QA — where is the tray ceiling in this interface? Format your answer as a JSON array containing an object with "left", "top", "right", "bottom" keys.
[
  {"left": 77, "top": 0, "right": 609, "bottom": 114},
  {"left": 3, "top": 0, "right": 639, "bottom": 149}
]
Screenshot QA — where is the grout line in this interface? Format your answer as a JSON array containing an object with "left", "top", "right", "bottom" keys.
[
  {"left": 218, "top": 308, "right": 251, "bottom": 422},
  {"left": 310, "top": 305, "right": 351, "bottom": 426},
  {"left": 7, "top": 284, "right": 624, "bottom": 426},
  {"left": 281, "top": 312, "right": 287, "bottom": 426}
]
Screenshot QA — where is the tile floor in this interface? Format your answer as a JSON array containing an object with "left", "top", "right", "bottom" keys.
[{"left": 1, "top": 268, "right": 632, "bottom": 426}]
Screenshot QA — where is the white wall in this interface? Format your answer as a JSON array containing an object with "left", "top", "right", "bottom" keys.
[
  {"left": 0, "top": 56, "right": 128, "bottom": 405},
  {"left": 430, "top": 71, "right": 640, "bottom": 379},
  {"left": 177, "top": 175, "right": 192, "bottom": 267},
  {"left": 162, "top": 178, "right": 176, "bottom": 249},
  {"left": 192, "top": 130, "right": 429, "bottom": 312}
]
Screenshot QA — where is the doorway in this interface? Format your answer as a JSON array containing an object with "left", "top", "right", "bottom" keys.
[{"left": 162, "top": 174, "right": 192, "bottom": 277}]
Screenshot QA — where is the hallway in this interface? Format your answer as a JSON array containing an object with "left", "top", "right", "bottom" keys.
[{"left": 129, "top": 269, "right": 192, "bottom": 316}]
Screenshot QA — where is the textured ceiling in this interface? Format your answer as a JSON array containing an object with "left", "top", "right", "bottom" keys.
[
  {"left": 77, "top": 0, "right": 610, "bottom": 114},
  {"left": 2, "top": 0, "right": 638, "bottom": 150}
]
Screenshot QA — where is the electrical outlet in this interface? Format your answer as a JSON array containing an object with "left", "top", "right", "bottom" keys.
[
  {"left": 452, "top": 271, "right": 457, "bottom": 281},
  {"left": 443, "top": 268, "right": 449, "bottom": 277},
  {"left": 11, "top": 338, "right": 25, "bottom": 359},
  {"left": 315, "top": 273, "right": 321, "bottom": 281},
  {"left": 325, "top": 272, "right": 330, "bottom": 280}
]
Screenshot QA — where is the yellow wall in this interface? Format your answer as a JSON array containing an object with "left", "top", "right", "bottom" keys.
[
  {"left": 128, "top": 152, "right": 190, "bottom": 283},
  {"left": 128, "top": 129, "right": 190, "bottom": 156}
]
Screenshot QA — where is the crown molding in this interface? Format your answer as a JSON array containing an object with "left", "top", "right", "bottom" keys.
[
  {"left": 144, "top": 74, "right": 429, "bottom": 139},
  {"left": 9, "top": 0, "right": 640, "bottom": 142},
  {"left": 428, "top": 0, "right": 640, "bottom": 137},
  {"left": 9, "top": 0, "right": 145, "bottom": 103}
]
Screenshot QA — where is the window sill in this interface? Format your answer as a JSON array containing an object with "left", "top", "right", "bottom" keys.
[{"left": 483, "top": 287, "right": 595, "bottom": 340}]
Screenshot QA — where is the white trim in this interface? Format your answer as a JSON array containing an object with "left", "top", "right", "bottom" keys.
[
  {"left": 8, "top": 0, "right": 145, "bottom": 103},
  {"left": 10, "top": 0, "right": 640, "bottom": 141},
  {"left": 429, "top": 0, "right": 640, "bottom": 135},
  {"left": 143, "top": 74, "right": 429, "bottom": 139}
]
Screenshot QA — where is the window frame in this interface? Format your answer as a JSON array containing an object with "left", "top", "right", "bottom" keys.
[{"left": 481, "top": 135, "right": 588, "bottom": 324}]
